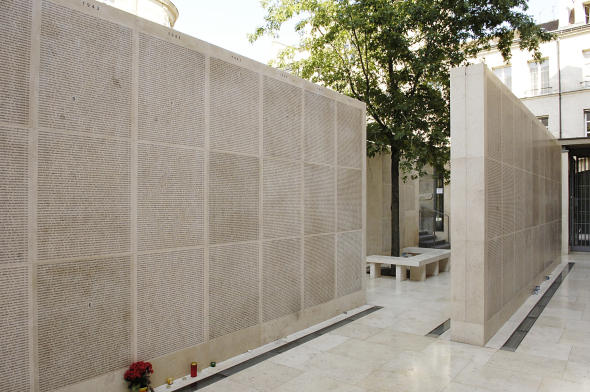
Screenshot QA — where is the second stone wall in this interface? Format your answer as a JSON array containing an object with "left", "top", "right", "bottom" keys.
[
  {"left": 367, "top": 152, "right": 419, "bottom": 256},
  {"left": 450, "top": 64, "right": 561, "bottom": 345}
]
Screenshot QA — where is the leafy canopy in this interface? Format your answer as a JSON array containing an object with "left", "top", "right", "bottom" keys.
[{"left": 251, "top": 0, "right": 552, "bottom": 179}]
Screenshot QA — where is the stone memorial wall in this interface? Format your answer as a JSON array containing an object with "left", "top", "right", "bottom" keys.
[
  {"left": 0, "top": 0, "right": 366, "bottom": 390},
  {"left": 450, "top": 64, "right": 561, "bottom": 345}
]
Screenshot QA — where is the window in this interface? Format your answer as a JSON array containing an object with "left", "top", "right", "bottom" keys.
[
  {"left": 585, "top": 3, "right": 590, "bottom": 24},
  {"left": 529, "top": 59, "right": 550, "bottom": 95},
  {"left": 537, "top": 115, "right": 549, "bottom": 129},
  {"left": 586, "top": 110, "right": 590, "bottom": 137},
  {"left": 493, "top": 66, "right": 512, "bottom": 89}
]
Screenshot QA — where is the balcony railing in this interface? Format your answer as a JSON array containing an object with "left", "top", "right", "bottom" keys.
[{"left": 525, "top": 86, "right": 554, "bottom": 97}]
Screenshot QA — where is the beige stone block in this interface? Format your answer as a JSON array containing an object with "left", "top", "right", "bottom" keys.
[
  {"left": 514, "top": 230, "right": 527, "bottom": 290},
  {"left": 466, "top": 157, "right": 485, "bottom": 242},
  {"left": 396, "top": 265, "right": 407, "bottom": 282},
  {"left": 451, "top": 240, "right": 466, "bottom": 322},
  {"left": 304, "top": 90, "right": 334, "bottom": 165},
  {"left": 465, "top": 240, "right": 485, "bottom": 324},
  {"left": 369, "top": 263, "right": 381, "bottom": 279},
  {"left": 450, "top": 66, "right": 467, "bottom": 159},
  {"left": 263, "top": 76, "right": 303, "bottom": 160},
  {"left": 501, "top": 164, "right": 515, "bottom": 234},
  {"left": 426, "top": 261, "right": 439, "bottom": 276},
  {"left": 0, "top": 266, "right": 29, "bottom": 391},
  {"left": 451, "top": 320, "right": 485, "bottom": 346},
  {"left": 450, "top": 158, "right": 467, "bottom": 242},
  {"left": 500, "top": 93, "right": 515, "bottom": 166},
  {"left": 485, "top": 237, "right": 502, "bottom": 320},
  {"left": 410, "top": 265, "right": 426, "bottom": 281},
  {"left": 0, "top": 0, "right": 30, "bottom": 126},
  {"left": 337, "top": 101, "right": 363, "bottom": 168},
  {"left": 501, "top": 233, "right": 516, "bottom": 307},
  {"left": 366, "top": 155, "right": 383, "bottom": 255},
  {"left": 485, "top": 77, "right": 501, "bottom": 161},
  {"left": 465, "top": 64, "right": 485, "bottom": 158},
  {"left": 485, "top": 158, "right": 502, "bottom": 239}
]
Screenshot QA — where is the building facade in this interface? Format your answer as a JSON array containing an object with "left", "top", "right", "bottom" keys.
[{"left": 479, "top": 0, "right": 590, "bottom": 140}]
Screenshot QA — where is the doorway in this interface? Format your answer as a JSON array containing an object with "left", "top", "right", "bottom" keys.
[{"left": 569, "top": 150, "right": 590, "bottom": 251}]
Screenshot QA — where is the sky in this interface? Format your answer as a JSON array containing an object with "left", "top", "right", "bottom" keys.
[{"left": 172, "top": 0, "right": 561, "bottom": 65}]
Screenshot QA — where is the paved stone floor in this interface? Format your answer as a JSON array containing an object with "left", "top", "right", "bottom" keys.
[{"left": 200, "top": 254, "right": 590, "bottom": 391}]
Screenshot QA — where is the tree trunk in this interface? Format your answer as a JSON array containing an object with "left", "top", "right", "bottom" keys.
[{"left": 391, "top": 149, "right": 400, "bottom": 257}]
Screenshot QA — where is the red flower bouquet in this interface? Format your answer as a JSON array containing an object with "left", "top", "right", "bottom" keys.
[{"left": 124, "top": 361, "right": 154, "bottom": 391}]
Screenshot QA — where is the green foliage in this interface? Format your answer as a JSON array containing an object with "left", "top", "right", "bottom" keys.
[{"left": 251, "top": 0, "right": 552, "bottom": 180}]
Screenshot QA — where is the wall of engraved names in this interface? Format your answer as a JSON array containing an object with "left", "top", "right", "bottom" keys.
[{"left": 0, "top": 0, "right": 366, "bottom": 391}]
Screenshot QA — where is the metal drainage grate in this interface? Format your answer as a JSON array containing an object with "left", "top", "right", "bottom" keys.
[
  {"left": 426, "top": 318, "right": 451, "bottom": 338},
  {"left": 501, "top": 262, "right": 575, "bottom": 352},
  {"left": 178, "top": 306, "right": 383, "bottom": 391}
]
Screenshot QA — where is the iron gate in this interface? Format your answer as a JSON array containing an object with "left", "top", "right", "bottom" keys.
[{"left": 570, "top": 152, "right": 590, "bottom": 251}]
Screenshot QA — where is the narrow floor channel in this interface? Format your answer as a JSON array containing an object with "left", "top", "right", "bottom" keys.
[
  {"left": 426, "top": 318, "right": 451, "bottom": 338},
  {"left": 501, "top": 262, "right": 575, "bottom": 352}
]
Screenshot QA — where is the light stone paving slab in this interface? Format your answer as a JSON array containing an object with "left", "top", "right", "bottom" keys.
[
  {"left": 227, "top": 361, "right": 303, "bottom": 392},
  {"left": 275, "top": 370, "right": 366, "bottom": 392},
  {"left": 538, "top": 377, "right": 590, "bottom": 392},
  {"left": 196, "top": 254, "right": 590, "bottom": 392},
  {"left": 516, "top": 336, "right": 572, "bottom": 361},
  {"left": 568, "top": 345, "right": 590, "bottom": 365},
  {"left": 441, "top": 382, "right": 493, "bottom": 392},
  {"left": 453, "top": 363, "right": 542, "bottom": 392},
  {"left": 299, "top": 333, "right": 350, "bottom": 351},
  {"left": 198, "top": 378, "right": 260, "bottom": 392},
  {"left": 299, "top": 351, "right": 379, "bottom": 385},
  {"left": 269, "top": 345, "right": 322, "bottom": 371},
  {"left": 357, "top": 369, "right": 445, "bottom": 392},
  {"left": 327, "top": 321, "right": 384, "bottom": 340}
]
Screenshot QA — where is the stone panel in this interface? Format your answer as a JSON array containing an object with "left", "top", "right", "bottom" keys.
[
  {"left": 304, "top": 163, "right": 335, "bottom": 235},
  {"left": 500, "top": 95, "right": 514, "bottom": 166},
  {"left": 485, "top": 79, "right": 501, "bottom": 161},
  {"left": 209, "top": 243, "right": 259, "bottom": 339},
  {"left": 137, "top": 249, "right": 205, "bottom": 359},
  {"left": 337, "top": 231, "right": 362, "bottom": 296},
  {"left": 37, "top": 257, "right": 132, "bottom": 392},
  {"left": 263, "top": 76, "right": 302, "bottom": 160},
  {"left": 39, "top": 1, "right": 132, "bottom": 137},
  {"left": 0, "top": 128, "right": 27, "bottom": 264},
  {"left": 501, "top": 165, "right": 515, "bottom": 234},
  {"left": 304, "top": 91, "right": 334, "bottom": 165},
  {"left": 0, "top": 266, "right": 29, "bottom": 392},
  {"left": 486, "top": 158, "right": 502, "bottom": 239},
  {"left": 304, "top": 234, "right": 335, "bottom": 308},
  {"left": 37, "top": 131, "right": 130, "bottom": 260},
  {"left": 208, "top": 151, "right": 259, "bottom": 244},
  {"left": 337, "top": 102, "right": 362, "bottom": 168},
  {"left": 210, "top": 58, "right": 259, "bottom": 155},
  {"left": 485, "top": 237, "right": 502, "bottom": 319},
  {"left": 0, "top": 0, "right": 31, "bottom": 125},
  {"left": 262, "top": 238, "right": 302, "bottom": 322},
  {"left": 337, "top": 168, "right": 362, "bottom": 232},
  {"left": 139, "top": 33, "right": 205, "bottom": 146},
  {"left": 138, "top": 144, "right": 204, "bottom": 251},
  {"left": 263, "top": 159, "right": 302, "bottom": 239}
]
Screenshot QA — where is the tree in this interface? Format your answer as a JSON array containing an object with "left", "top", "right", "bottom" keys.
[{"left": 251, "top": 0, "right": 552, "bottom": 256}]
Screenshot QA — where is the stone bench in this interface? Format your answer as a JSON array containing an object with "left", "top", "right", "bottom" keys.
[{"left": 366, "top": 247, "right": 451, "bottom": 282}]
